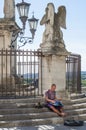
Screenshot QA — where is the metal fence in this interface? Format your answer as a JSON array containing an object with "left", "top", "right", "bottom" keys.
[
  {"left": 66, "top": 54, "right": 81, "bottom": 93},
  {"left": 0, "top": 49, "right": 42, "bottom": 98},
  {"left": 0, "top": 49, "right": 81, "bottom": 98}
]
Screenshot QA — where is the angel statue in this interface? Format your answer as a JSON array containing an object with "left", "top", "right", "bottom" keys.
[
  {"left": 40, "top": 3, "right": 66, "bottom": 47},
  {"left": 4, "top": 0, "right": 15, "bottom": 20}
]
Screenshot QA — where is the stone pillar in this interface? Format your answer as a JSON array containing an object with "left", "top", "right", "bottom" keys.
[
  {"left": 39, "top": 41, "right": 70, "bottom": 96},
  {"left": 4, "top": 0, "right": 15, "bottom": 20},
  {"left": 0, "top": 19, "right": 20, "bottom": 49},
  {"left": 0, "top": 19, "right": 20, "bottom": 79}
]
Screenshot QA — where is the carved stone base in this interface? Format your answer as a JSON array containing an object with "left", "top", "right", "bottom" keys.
[
  {"left": 40, "top": 41, "right": 70, "bottom": 56},
  {"left": 39, "top": 41, "right": 70, "bottom": 94},
  {"left": 40, "top": 41, "right": 54, "bottom": 52}
]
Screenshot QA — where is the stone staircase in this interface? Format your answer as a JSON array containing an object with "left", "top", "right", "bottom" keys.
[{"left": 0, "top": 94, "right": 86, "bottom": 128}]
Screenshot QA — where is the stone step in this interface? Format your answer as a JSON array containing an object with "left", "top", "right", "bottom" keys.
[
  {"left": 0, "top": 102, "right": 86, "bottom": 115},
  {"left": 0, "top": 100, "right": 72, "bottom": 109},
  {"left": 0, "top": 97, "right": 85, "bottom": 111},
  {"left": 0, "top": 117, "right": 63, "bottom": 128},
  {"left": 0, "top": 98, "right": 86, "bottom": 111},
  {"left": 0, "top": 97, "right": 75, "bottom": 104},
  {"left": 0, "top": 102, "right": 46, "bottom": 109},
  {"left": 0, "top": 100, "right": 85, "bottom": 109},
  {"left": 0, "top": 97, "right": 85, "bottom": 107},
  {"left": 71, "top": 97, "right": 86, "bottom": 104},
  {"left": 0, "top": 103, "right": 86, "bottom": 114},
  {"left": 69, "top": 93, "right": 86, "bottom": 99},
  {"left": 0, "top": 98, "right": 71, "bottom": 105},
  {"left": 64, "top": 102, "right": 86, "bottom": 110},
  {"left": 0, "top": 97, "right": 44, "bottom": 104},
  {"left": 0, "top": 102, "right": 45, "bottom": 109},
  {"left": 0, "top": 107, "right": 49, "bottom": 115},
  {"left": 0, "top": 108, "right": 86, "bottom": 121},
  {"left": 0, "top": 113, "right": 86, "bottom": 128},
  {"left": 66, "top": 108, "right": 86, "bottom": 115},
  {"left": 0, "top": 94, "right": 85, "bottom": 105},
  {"left": 0, "top": 112, "right": 58, "bottom": 121}
]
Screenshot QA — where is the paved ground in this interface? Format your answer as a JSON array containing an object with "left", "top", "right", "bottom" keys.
[{"left": 0, "top": 123, "right": 86, "bottom": 130}]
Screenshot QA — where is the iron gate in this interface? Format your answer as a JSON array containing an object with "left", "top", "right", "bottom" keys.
[
  {"left": 0, "top": 49, "right": 42, "bottom": 98},
  {"left": 66, "top": 54, "right": 81, "bottom": 93}
]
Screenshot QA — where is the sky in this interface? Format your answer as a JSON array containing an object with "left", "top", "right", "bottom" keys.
[{"left": 0, "top": 0, "right": 86, "bottom": 71}]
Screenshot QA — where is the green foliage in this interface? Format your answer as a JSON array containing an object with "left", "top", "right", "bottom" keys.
[
  {"left": 24, "top": 78, "right": 34, "bottom": 84},
  {"left": 81, "top": 80, "right": 86, "bottom": 87},
  {"left": 81, "top": 71, "right": 86, "bottom": 87}
]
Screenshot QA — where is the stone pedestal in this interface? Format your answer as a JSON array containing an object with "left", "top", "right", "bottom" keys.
[{"left": 39, "top": 41, "right": 70, "bottom": 95}]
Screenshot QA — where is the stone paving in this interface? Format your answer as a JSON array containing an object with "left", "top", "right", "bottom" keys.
[{"left": 0, "top": 123, "right": 86, "bottom": 130}]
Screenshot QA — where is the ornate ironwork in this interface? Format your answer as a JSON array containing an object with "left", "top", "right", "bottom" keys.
[
  {"left": 18, "top": 36, "right": 33, "bottom": 49},
  {"left": 9, "top": 0, "right": 39, "bottom": 49}
]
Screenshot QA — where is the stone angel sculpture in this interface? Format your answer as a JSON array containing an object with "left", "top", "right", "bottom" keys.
[
  {"left": 4, "top": 0, "right": 15, "bottom": 20},
  {"left": 40, "top": 3, "right": 66, "bottom": 46}
]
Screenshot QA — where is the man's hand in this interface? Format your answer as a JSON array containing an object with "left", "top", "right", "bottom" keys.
[
  {"left": 51, "top": 100, "right": 56, "bottom": 104},
  {"left": 55, "top": 98, "right": 62, "bottom": 101}
]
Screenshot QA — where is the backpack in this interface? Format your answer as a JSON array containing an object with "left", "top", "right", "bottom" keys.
[{"left": 64, "top": 119, "right": 84, "bottom": 126}]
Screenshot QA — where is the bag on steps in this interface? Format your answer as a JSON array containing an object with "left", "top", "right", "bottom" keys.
[
  {"left": 64, "top": 120, "right": 84, "bottom": 126},
  {"left": 34, "top": 102, "right": 44, "bottom": 108}
]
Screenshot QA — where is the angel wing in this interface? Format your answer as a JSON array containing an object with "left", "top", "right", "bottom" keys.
[{"left": 57, "top": 6, "right": 66, "bottom": 29}]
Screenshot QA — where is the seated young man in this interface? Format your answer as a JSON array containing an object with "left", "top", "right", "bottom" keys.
[{"left": 45, "top": 84, "right": 66, "bottom": 117}]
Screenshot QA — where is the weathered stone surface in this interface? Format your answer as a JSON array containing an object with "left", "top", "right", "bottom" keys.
[
  {"left": 40, "top": 3, "right": 66, "bottom": 46},
  {"left": 4, "top": 0, "right": 15, "bottom": 20}
]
